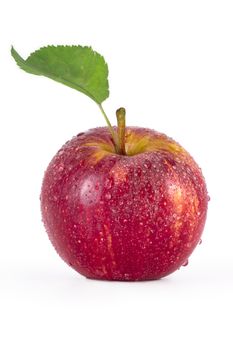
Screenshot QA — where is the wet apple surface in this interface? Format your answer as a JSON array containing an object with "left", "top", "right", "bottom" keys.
[
  {"left": 12, "top": 45, "right": 208, "bottom": 280},
  {"left": 41, "top": 127, "right": 208, "bottom": 280}
]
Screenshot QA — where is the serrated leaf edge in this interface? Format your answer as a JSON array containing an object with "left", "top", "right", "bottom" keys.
[{"left": 11, "top": 45, "right": 109, "bottom": 104}]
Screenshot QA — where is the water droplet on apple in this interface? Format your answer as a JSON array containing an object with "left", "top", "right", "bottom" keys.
[
  {"left": 105, "top": 193, "right": 112, "bottom": 200},
  {"left": 144, "top": 160, "right": 151, "bottom": 169},
  {"left": 136, "top": 167, "right": 142, "bottom": 177},
  {"left": 58, "top": 165, "right": 64, "bottom": 172},
  {"left": 123, "top": 273, "right": 130, "bottom": 280},
  {"left": 182, "top": 259, "right": 189, "bottom": 267},
  {"left": 105, "top": 178, "right": 113, "bottom": 189},
  {"left": 199, "top": 239, "right": 202, "bottom": 245}
]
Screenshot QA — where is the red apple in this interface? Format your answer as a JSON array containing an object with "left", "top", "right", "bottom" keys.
[
  {"left": 41, "top": 126, "right": 208, "bottom": 281},
  {"left": 11, "top": 45, "right": 208, "bottom": 280}
]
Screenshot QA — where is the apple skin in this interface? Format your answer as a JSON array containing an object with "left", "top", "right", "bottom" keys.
[{"left": 41, "top": 127, "right": 208, "bottom": 281}]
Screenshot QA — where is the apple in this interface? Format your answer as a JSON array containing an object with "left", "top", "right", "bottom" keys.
[
  {"left": 41, "top": 124, "right": 208, "bottom": 281},
  {"left": 11, "top": 45, "right": 208, "bottom": 281}
]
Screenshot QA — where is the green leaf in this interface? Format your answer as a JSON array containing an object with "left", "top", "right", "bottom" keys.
[{"left": 11, "top": 45, "right": 109, "bottom": 104}]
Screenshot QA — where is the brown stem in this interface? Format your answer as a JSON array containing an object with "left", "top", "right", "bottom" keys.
[{"left": 116, "top": 107, "right": 126, "bottom": 155}]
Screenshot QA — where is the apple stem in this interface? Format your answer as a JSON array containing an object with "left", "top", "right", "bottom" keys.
[
  {"left": 116, "top": 107, "right": 126, "bottom": 155},
  {"left": 98, "top": 103, "right": 120, "bottom": 153}
]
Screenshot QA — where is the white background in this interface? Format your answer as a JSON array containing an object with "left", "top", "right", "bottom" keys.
[{"left": 1, "top": 1, "right": 233, "bottom": 349}]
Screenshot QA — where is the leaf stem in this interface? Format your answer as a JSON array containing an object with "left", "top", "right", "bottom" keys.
[
  {"left": 116, "top": 107, "right": 126, "bottom": 155},
  {"left": 98, "top": 103, "right": 119, "bottom": 153}
]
